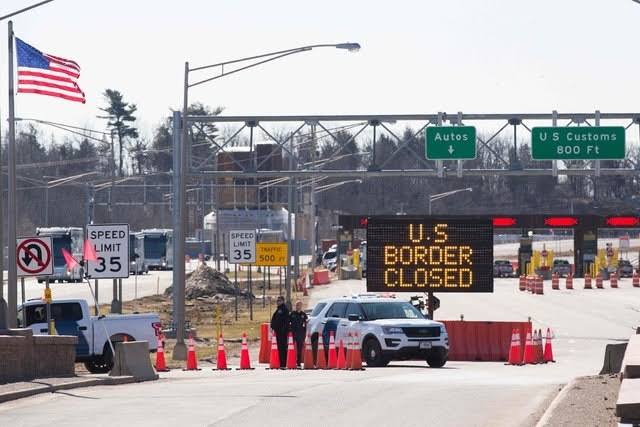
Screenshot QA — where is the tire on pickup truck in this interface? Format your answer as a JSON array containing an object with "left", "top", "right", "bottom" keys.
[{"left": 83, "top": 335, "right": 133, "bottom": 374}]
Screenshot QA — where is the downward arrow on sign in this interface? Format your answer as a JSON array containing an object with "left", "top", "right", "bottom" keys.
[{"left": 448, "top": 145, "right": 454, "bottom": 154}]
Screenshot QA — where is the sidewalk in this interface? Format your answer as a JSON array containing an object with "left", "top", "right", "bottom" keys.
[{"left": 0, "top": 375, "right": 136, "bottom": 404}]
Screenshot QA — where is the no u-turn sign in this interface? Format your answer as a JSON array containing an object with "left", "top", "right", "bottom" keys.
[{"left": 17, "top": 236, "right": 53, "bottom": 277}]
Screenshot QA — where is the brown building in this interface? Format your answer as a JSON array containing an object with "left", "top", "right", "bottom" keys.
[{"left": 216, "top": 142, "right": 284, "bottom": 209}]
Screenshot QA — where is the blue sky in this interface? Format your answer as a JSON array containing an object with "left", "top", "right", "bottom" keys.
[{"left": 2, "top": 0, "right": 640, "bottom": 143}]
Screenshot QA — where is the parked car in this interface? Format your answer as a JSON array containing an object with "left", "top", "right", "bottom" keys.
[
  {"left": 552, "top": 259, "right": 572, "bottom": 277},
  {"left": 322, "top": 245, "right": 338, "bottom": 271},
  {"left": 493, "top": 260, "right": 515, "bottom": 278},
  {"left": 618, "top": 259, "right": 634, "bottom": 278},
  {"left": 307, "top": 295, "right": 449, "bottom": 368},
  {"left": 17, "top": 298, "right": 161, "bottom": 374}
]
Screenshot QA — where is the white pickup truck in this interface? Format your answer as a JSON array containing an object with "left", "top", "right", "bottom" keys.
[{"left": 17, "top": 298, "right": 161, "bottom": 374}]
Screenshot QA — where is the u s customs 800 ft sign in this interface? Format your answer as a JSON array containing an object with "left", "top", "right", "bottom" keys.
[{"left": 366, "top": 217, "right": 493, "bottom": 293}]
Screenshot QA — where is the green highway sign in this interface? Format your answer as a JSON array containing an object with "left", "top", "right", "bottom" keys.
[
  {"left": 531, "top": 127, "right": 625, "bottom": 160},
  {"left": 425, "top": 126, "right": 476, "bottom": 160}
]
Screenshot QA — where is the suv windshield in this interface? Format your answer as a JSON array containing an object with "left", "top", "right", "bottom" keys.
[{"left": 361, "top": 302, "right": 424, "bottom": 320}]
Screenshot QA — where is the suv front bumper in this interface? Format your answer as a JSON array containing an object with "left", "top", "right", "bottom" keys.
[{"left": 380, "top": 333, "right": 449, "bottom": 358}]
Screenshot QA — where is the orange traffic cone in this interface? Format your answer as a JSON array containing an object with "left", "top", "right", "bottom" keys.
[
  {"left": 184, "top": 333, "right": 200, "bottom": 371},
  {"left": 348, "top": 331, "right": 363, "bottom": 370},
  {"left": 327, "top": 331, "right": 338, "bottom": 369},
  {"left": 543, "top": 328, "right": 556, "bottom": 363},
  {"left": 336, "top": 339, "right": 347, "bottom": 369},
  {"left": 345, "top": 332, "right": 353, "bottom": 368},
  {"left": 303, "top": 334, "right": 315, "bottom": 369},
  {"left": 536, "top": 329, "right": 544, "bottom": 363},
  {"left": 214, "top": 333, "right": 230, "bottom": 370},
  {"left": 268, "top": 330, "right": 281, "bottom": 369},
  {"left": 154, "top": 335, "right": 169, "bottom": 372},
  {"left": 237, "top": 332, "right": 254, "bottom": 370},
  {"left": 316, "top": 337, "right": 327, "bottom": 369},
  {"left": 505, "top": 328, "right": 522, "bottom": 366},
  {"left": 523, "top": 330, "right": 535, "bottom": 364},
  {"left": 286, "top": 332, "right": 297, "bottom": 369}
]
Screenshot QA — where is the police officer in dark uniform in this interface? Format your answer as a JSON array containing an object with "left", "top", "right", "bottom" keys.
[
  {"left": 270, "top": 295, "right": 289, "bottom": 368},
  {"left": 289, "top": 300, "right": 308, "bottom": 366}
]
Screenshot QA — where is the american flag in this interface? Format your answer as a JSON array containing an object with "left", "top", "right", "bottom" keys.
[{"left": 16, "top": 38, "right": 85, "bottom": 103}]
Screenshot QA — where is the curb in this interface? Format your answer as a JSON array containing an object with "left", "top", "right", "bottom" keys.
[
  {"left": 0, "top": 375, "right": 140, "bottom": 404},
  {"left": 535, "top": 378, "right": 578, "bottom": 427}
]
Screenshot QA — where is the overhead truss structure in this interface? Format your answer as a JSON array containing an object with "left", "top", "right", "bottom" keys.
[{"left": 185, "top": 112, "right": 640, "bottom": 179}]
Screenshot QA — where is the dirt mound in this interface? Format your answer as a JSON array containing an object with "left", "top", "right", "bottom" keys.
[{"left": 164, "top": 264, "right": 250, "bottom": 300}]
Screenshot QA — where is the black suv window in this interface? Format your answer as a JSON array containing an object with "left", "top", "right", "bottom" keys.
[
  {"left": 311, "top": 303, "right": 327, "bottom": 317},
  {"left": 345, "top": 303, "right": 364, "bottom": 319},
  {"left": 325, "top": 302, "right": 348, "bottom": 318}
]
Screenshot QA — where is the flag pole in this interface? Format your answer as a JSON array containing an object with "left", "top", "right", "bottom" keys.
[{"left": 7, "top": 20, "right": 18, "bottom": 328}]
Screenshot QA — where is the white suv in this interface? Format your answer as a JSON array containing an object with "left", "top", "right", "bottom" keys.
[{"left": 307, "top": 295, "right": 449, "bottom": 367}]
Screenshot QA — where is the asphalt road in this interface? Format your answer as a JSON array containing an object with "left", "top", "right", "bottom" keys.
[{"left": 2, "top": 276, "right": 636, "bottom": 426}]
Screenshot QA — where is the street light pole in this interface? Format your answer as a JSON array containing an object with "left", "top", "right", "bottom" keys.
[{"left": 173, "top": 42, "right": 361, "bottom": 349}]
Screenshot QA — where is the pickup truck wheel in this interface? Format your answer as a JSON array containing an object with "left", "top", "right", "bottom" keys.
[
  {"left": 83, "top": 351, "right": 112, "bottom": 374},
  {"left": 426, "top": 348, "right": 448, "bottom": 368},
  {"left": 363, "top": 338, "right": 389, "bottom": 367},
  {"left": 84, "top": 343, "right": 115, "bottom": 373}
]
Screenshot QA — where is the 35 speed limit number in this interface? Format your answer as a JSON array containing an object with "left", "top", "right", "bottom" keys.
[
  {"left": 229, "top": 230, "right": 256, "bottom": 264},
  {"left": 86, "top": 224, "right": 130, "bottom": 279}
]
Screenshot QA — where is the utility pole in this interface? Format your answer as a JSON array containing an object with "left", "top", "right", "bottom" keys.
[
  {"left": 286, "top": 139, "right": 294, "bottom": 308},
  {"left": 109, "top": 131, "right": 120, "bottom": 314},
  {"left": 7, "top": 21, "right": 18, "bottom": 327},
  {"left": 172, "top": 97, "right": 187, "bottom": 360},
  {"left": 309, "top": 123, "right": 317, "bottom": 271}
]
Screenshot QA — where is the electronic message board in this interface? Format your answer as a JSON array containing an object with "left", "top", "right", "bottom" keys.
[{"left": 366, "top": 217, "right": 493, "bottom": 293}]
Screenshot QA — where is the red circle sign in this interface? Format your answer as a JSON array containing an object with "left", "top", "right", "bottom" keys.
[{"left": 17, "top": 238, "right": 52, "bottom": 274}]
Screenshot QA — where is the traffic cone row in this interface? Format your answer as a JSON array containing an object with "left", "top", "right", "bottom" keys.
[
  {"left": 336, "top": 339, "right": 346, "bottom": 369},
  {"left": 154, "top": 334, "right": 169, "bottom": 372},
  {"left": 505, "top": 329, "right": 522, "bottom": 365},
  {"left": 327, "top": 331, "right": 338, "bottom": 369},
  {"left": 268, "top": 331, "right": 281, "bottom": 369},
  {"left": 184, "top": 333, "right": 200, "bottom": 371},
  {"left": 213, "top": 333, "right": 230, "bottom": 370},
  {"left": 237, "top": 332, "right": 254, "bottom": 370},
  {"left": 349, "top": 332, "right": 363, "bottom": 370},
  {"left": 610, "top": 272, "right": 618, "bottom": 288},
  {"left": 285, "top": 333, "right": 298, "bottom": 369},
  {"left": 303, "top": 334, "right": 315, "bottom": 369},
  {"left": 512, "top": 328, "right": 555, "bottom": 366},
  {"left": 180, "top": 329, "right": 366, "bottom": 371},
  {"left": 566, "top": 273, "right": 574, "bottom": 290}
]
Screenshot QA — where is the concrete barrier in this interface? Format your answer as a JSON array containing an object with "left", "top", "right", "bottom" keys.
[
  {"left": 623, "top": 335, "right": 640, "bottom": 379},
  {"left": 617, "top": 378, "right": 640, "bottom": 423},
  {"left": 313, "top": 270, "right": 330, "bottom": 285},
  {"left": 109, "top": 341, "right": 158, "bottom": 381},
  {"left": 441, "top": 320, "right": 531, "bottom": 362},
  {"left": 0, "top": 328, "right": 77, "bottom": 383},
  {"left": 600, "top": 342, "right": 628, "bottom": 375}
]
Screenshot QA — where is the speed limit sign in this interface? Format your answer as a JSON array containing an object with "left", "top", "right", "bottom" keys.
[
  {"left": 86, "top": 224, "right": 130, "bottom": 279},
  {"left": 229, "top": 230, "right": 256, "bottom": 264}
]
